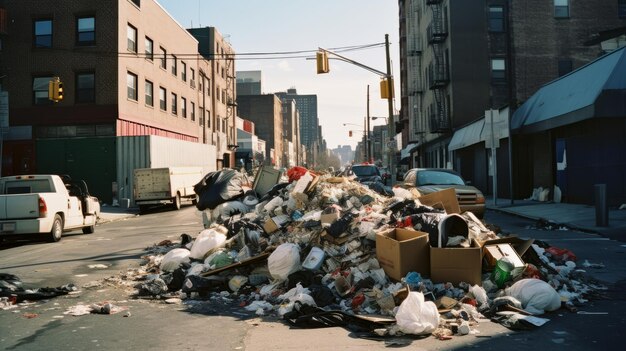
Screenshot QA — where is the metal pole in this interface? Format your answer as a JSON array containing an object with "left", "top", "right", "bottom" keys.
[
  {"left": 490, "top": 109, "right": 498, "bottom": 206},
  {"left": 507, "top": 108, "right": 514, "bottom": 205},
  {"left": 385, "top": 34, "right": 394, "bottom": 179},
  {"left": 366, "top": 85, "right": 371, "bottom": 163}
]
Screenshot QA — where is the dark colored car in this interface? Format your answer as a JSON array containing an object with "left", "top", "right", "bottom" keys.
[
  {"left": 350, "top": 164, "right": 382, "bottom": 183},
  {"left": 403, "top": 168, "right": 485, "bottom": 218}
]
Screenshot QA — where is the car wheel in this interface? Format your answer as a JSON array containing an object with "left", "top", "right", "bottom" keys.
[
  {"left": 138, "top": 205, "right": 149, "bottom": 214},
  {"left": 48, "top": 214, "right": 63, "bottom": 242},
  {"left": 82, "top": 225, "right": 95, "bottom": 234},
  {"left": 173, "top": 193, "right": 181, "bottom": 210}
]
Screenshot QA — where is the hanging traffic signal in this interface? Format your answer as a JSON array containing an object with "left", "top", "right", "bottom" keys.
[
  {"left": 48, "top": 77, "right": 63, "bottom": 102},
  {"left": 316, "top": 50, "right": 329, "bottom": 74},
  {"left": 380, "top": 77, "right": 394, "bottom": 99}
]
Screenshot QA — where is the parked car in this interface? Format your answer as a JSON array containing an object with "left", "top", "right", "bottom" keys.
[
  {"left": 403, "top": 168, "right": 485, "bottom": 218},
  {"left": 349, "top": 164, "right": 383, "bottom": 183},
  {"left": 378, "top": 167, "right": 391, "bottom": 185}
]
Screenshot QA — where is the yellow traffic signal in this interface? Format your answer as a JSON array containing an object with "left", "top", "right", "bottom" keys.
[
  {"left": 316, "top": 50, "right": 329, "bottom": 74},
  {"left": 380, "top": 77, "right": 394, "bottom": 99},
  {"left": 48, "top": 77, "right": 63, "bottom": 102},
  {"left": 348, "top": 130, "right": 353, "bottom": 137}
]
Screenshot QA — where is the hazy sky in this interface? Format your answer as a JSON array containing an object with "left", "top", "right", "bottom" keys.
[{"left": 158, "top": 0, "right": 400, "bottom": 150}]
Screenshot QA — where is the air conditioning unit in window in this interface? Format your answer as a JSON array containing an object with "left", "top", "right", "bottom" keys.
[{"left": 190, "top": 79, "right": 196, "bottom": 88}]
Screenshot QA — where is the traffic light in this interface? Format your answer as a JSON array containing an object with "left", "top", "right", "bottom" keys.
[
  {"left": 48, "top": 77, "right": 63, "bottom": 102},
  {"left": 348, "top": 130, "right": 353, "bottom": 137},
  {"left": 380, "top": 77, "right": 394, "bottom": 99},
  {"left": 316, "top": 50, "right": 329, "bottom": 74}
]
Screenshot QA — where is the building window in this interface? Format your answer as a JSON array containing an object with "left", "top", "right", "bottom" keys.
[
  {"left": 222, "top": 89, "right": 226, "bottom": 103},
  {"left": 558, "top": 59, "right": 573, "bottom": 76},
  {"left": 145, "top": 37, "right": 153, "bottom": 60},
  {"left": 76, "top": 16, "right": 95, "bottom": 46},
  {"left": 33, "top": 76, "right": 52, "bottom": 105},
  {"left": 181, "top": 97, "right": 187, "bottom": 118},
  {"left": 130, "top": 0, "right": 141, "bottom": 7},
  {"left": 171, "top": 55, "right": 177, "bottom": 76},
  {"left": 76, "top": 72, "right": 95, "bottom": 103},
  {"left": 159, "top": 87, "right": 166, "bottom": 110},
  {"left": 145, "top": 80, "right": 153, "bottom": 107},
  {"left": 554, "top": 0, "right": 569, "bottom": 18},
  {"left": 491, "top": 59, "right": 506, "bottom": 82},
  {"left": 488, "top": 6, "right": 504, "bottom": 32},
  {"left": 620, "top": 0, "right": 626, "bottom": 18},
  {"left": 216, "top": 86, "right": 220, "bottom": 101},
  {"left": 171, "top": 92, "right": 177, "bottom": 115},
  {"left": 127, "top": 23, "right": 137, "bottom": 52},
  {"left": 181, "top": 62, "right": 187, "bottom": 81},
  {"left": 191, "top": 101, "right": 195, "bottom": 121},
  {"left": 127, "top": 72, "right": 138, "bottom": 100},
  {"left": 34, "top": 19, "right": 52, "bottom": 48},
  {"left": 207, "top": 110, "right": 211, "bottom": 128},
  {"left": 190, "top": 68, "right": 195, "bottom": 87},
  {"left": 207, "top": 78, "right": 211, "bottom": 95},
  {"left": 159, "top": 47, "right": 166, "bottom": 69}
]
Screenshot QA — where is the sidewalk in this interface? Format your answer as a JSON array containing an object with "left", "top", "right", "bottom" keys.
[
  {"left": 486, "top": 197, "right": 626, "bottom": 242},
  {"left": 97, "top": 204, "right": 139, "bottom": 224}
]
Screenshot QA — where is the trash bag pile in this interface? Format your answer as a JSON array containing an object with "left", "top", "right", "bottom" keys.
[{"left": 117, "top": 167, "right": 605, "bottom": 339}]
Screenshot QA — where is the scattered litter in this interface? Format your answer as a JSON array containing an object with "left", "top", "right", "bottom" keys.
[{"left": 87, "top": 264, "right": 109, "bottom": 269}]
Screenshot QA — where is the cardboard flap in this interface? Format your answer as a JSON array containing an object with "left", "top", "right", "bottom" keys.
[{"left": 417, "top": 188, "right": 461, "bottom": 214}]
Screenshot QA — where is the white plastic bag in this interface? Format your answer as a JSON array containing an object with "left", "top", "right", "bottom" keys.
[
  {"left": 160, "top": 248, "right": 190, "bottom": 272},
  {"left": 505, "top": 278, "right": 561, "bottom": 315},
  {"left": 395, "top": 292, "right": 439, "bottom": 335},
  {"left": 267, "top": 243, "right": 300, "bottom": 281},
  {"left": 189, "top": 229, "right": 227, "bottom": 260}
]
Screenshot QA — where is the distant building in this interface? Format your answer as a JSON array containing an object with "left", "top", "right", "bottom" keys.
[
  {"left": 281, "top": 98, "right": 301, "bottom": 167},
  {"left": 237, "top": 95, "right": 284, "bottom": 167},
  {"left": 275, "top": 88, "right": 319, "bottom": 152},
  {"left": 236, "top": 70, "right": 262, "bottom": 96}
]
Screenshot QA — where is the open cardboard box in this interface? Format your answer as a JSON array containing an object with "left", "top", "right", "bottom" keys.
[
  {"left": 416, "top": 188, "right": 461, "bottom": 214},
  {"left": 376, "top": 228, "right": 430, "bottom": 281},
  {"left": 430, "top": 239, "right": 483, "bottom": 285}
]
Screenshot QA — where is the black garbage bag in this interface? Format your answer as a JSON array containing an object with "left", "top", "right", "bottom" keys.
[
  {"left": 362, "top": 181, "right": 394, "bottom": 196},
  {"left": 402, "top": 212, "right": 468, "bottom": 247},
  {"left": 194, "top": 169, "right": 246, "bottom": 211},
  {"left": 327, "top": 213, "right": 356, "bottom": 238}
]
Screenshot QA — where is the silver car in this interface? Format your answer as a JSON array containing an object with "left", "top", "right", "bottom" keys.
[{"left": 403, "top": 168, "right": 485, "bottom": 218}]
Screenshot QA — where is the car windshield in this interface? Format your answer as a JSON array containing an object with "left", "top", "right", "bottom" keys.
[
  {"left": 351, "top": 165, "right": 379, "bottom": 177},
  {"left": 416, "top": 170, "right": 465, "bottom": 186}
]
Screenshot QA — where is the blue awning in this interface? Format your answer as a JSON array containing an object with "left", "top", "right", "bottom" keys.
[
  {"left": 448, "top": 119, "right": 485, "bottom": 151},
  {"left": 511, "top": 46, "right": 626, "bottom": 134}
]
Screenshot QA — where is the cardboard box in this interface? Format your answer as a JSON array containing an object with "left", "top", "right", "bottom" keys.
[
  {"left": 320, "top": 208, "right": 340, "bottom": 225},
  {"left": 262, "top": 215, "right": 290, "bottom": 234},
  {"left": 430, "top": 240, "right": 482, "bottom": 285},
  {"left": 484, "top": 243, "right": 526, "bottom": 269},
  {"left": 417, "top": 188, "right": 461, "bottom": 214},
  {"left": 376, "top": 228, "right": 430, "bottom": 281}
]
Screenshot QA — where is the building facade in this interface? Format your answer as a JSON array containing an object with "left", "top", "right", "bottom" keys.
[
  {"left": 275, "top": 88, "right": 319, "bottom": 164},
  {"left": 236, "top": 94, "right": 284, "bottom": 168},
  {"left": 236, "top": 70, "right": 262, "bottom": 96},
  {"left": 0, "top": 0, "right": 229, "bottom": 204},
  {"left": 399, "top": 0, "right": 626, "bottom": 199}
]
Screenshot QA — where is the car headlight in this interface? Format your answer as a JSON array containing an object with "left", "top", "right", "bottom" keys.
[{"left": 476, "top": 194, "right": 485, "bottom": 204}]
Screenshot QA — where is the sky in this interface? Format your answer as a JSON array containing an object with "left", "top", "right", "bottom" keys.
[{"left": 158, "top": 0, "right": 400, "bottom": 150}]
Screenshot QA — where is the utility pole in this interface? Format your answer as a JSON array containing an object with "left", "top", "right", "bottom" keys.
[
  {"left": 366, "top": 85, "right": 371, "bottom": 163},
  {"left": 385, "top": 34, "right": 394, "bottom": 180}
]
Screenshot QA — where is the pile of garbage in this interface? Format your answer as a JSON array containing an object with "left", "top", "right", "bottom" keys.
[{"left": 116, "top": 167, "right": 604, "bottom": 339}]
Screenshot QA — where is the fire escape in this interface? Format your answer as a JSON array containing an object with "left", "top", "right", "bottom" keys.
[
  {"left": 408, "top": 0, "right": 423, "bottom": 138},
  {"left": 426, "top": 0, "right": 450, "bottom": 133}
]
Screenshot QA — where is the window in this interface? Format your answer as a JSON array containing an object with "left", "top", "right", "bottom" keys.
[
  {"left": 191, "top": 102, "right": 195, "bottom": 121},
  {"left": 488, "top": 6, "right": 504, "bottom": 32},
  {"left": 620, "top": 0, "right": 626, "bottom": 18},
  {"left": 558, "top": 59, "right": 573, "bottom": 76},
  {"left": 159, "top": 47, "right": 166, "bottom": 69},
  {"left": 171, "top": 92, "right": 177, "bottom": 115},
  {"left": 181, "top": 97, "right": 187, "bottom": 118},
  {"left": 171, "top": 55, "right": 177, "bottom": 76},
  {"left": 207, "top": 78, "right": 211, "bottom": 95},
  {"left": 190, "top": 68, "right": 195, "bottom": 87},
  {"left": 181, "top": 62, "right": 187, "bottom": 81},
  {"left": 127, "top": 23, "right": 137, "bottom": 52},
  {"left": 554, "top": 0, "right": 569, "bottom": 18},
  {"left": 207, "top": 110, "right": 211, "bottom": 128},
  {"left": 76, "top": 16, "right": 95, "bottom": 46},
  {"left": 76, "top": 72, "right": 95, "bottom": 103},
  {"left": 159, "top": 87, "right": 166, "bottom": 110},
  {"left": 127, "top": 72, "right": 137, "bottom": 100},
  {"left": 33, "top": 76, "right": 53, "bottom": 105},
  {"left": 145, "top": 80, "right": 153, "bottom": 106},
  {"left": 130, "top": 0, "right": 141, "bottom": 7},
  {"left": 34, "top": 19, "right": 52, "bottom": 48},
  {"left": 216, "top": 86, "right": 220, "bottom": 101},
  {"left": 145, "top": 37, "right": 153, "bottom": 60},
  {"left": 491, "top": 59, "right": 506, "bottom": 82}
]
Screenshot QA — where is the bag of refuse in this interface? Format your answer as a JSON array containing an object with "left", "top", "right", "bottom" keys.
[
  {"left": 194, "top": 169, "right": 246, "bottom": 211},
  {"left": 505, "top": 278, "right": 561, "bottom": 315},
  {"left": 395, "top": 291, "right": 439, "bottom": 335},
  {"left": 160, "top": 248, "right": 191, "bottom": 272},
  {"left": 268, "top": 243, "right": 301, "bottom": 281},
  {"left": 189, "top": 229, "right": 227, "bottom": 260}
]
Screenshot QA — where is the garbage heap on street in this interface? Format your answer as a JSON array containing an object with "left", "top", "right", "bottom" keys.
[{"left": 117, "top": 167, "right": 604, "bottom": 339}]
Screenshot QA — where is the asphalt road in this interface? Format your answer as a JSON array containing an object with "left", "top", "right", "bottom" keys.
[{"left": 0, "top": 207, "right": 625, "bottom": 350}]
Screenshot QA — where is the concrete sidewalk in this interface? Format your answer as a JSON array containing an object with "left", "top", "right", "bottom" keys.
[
  {"left": 97, "top": 205, "right": 139, "bottom": 224},
  {"left": 486, "top": 197, "right": 626, "bottom": 242}
]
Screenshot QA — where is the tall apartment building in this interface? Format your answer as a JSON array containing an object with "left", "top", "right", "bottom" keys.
[
  {"left": 0, "top": 0, "right": 230, "bottom": 204},
  {"left": 399, "top": 0, "right": 626, "bottom": 197},
  {"left": 236, "top": 70, "right": 262, "bottom": 96},
  {"left": 275, "top": 88, "right": 319, "bottom": 163},
  {"left": 237, "top": 94, "right": 284, "bottom": 167},
  {"left": 281, "top": 98, "right": 301, "bottom": 167}
]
